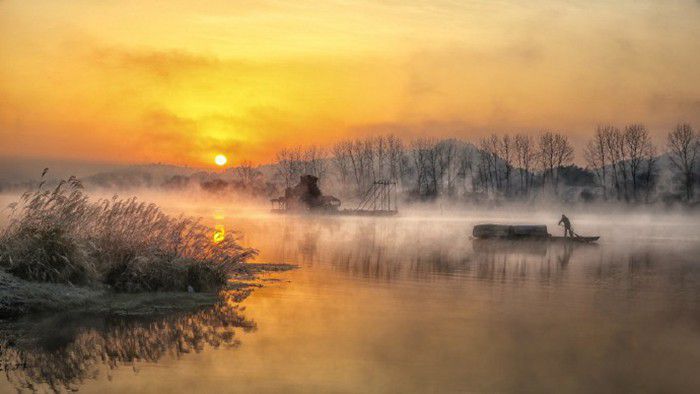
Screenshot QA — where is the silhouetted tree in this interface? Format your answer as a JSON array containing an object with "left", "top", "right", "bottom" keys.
[
  {"left": 332, "top": 141, "right": 353, "bottom": 186},
  {"left": 624, "top": 124, "right": 654, "bottom": 202},
  {"left": 499, "top": 135, "right": 514, "bottom": 196},
  {"left": 601, "top": 126, "right": 627, "bottom": 201},
  {"left": 302, "top": 146, "right": 327, "bottom": 181},
  {"left": 514, "top": 134, "right": 535, "bottom": 197},
  {"left": 275, "top": 147, "right": 303, "bottom": 188},
  {"left": 584, "top": 127, "right": 608, "bottom": 200},
  {"left": 667, "top": 123, "right": 698, "bottom": 201}
]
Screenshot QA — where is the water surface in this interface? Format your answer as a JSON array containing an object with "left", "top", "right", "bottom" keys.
[{"left": 2, "top": 210, "right": 699, "bottom": 393}]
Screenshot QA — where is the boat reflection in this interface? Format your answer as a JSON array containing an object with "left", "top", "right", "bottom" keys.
[
  {"left": 0, "top": 290, "right": 254, "bottom": 392},
  {"left": 469, "top": 238, "right": 597, "bottom": 283},
  {"left": 471, "top": 238, "right": 596, "bottom": 266}
]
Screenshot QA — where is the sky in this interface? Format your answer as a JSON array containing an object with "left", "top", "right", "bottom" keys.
[{"left": 1, "top": 0, "right": 699, "bottom": 167}]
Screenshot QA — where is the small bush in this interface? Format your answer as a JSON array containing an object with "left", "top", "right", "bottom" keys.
[{"left": 0, "top": 175, "right": 257, "bottom": 292}]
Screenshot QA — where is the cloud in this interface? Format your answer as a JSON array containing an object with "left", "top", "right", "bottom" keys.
[{"left": 90, "top": 47, "right": 229, "bottom": 81}]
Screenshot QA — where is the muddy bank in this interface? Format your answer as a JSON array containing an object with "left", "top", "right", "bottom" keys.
[{"left": 0, "top": 263, "right": 297, "bottom": 319}]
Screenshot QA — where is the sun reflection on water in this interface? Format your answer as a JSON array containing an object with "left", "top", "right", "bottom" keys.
[{"left": 213, "top": 224, "right": 226, "bottom": 244}]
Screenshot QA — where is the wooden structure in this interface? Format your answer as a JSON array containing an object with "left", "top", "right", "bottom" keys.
[
  {"left": 348, "top": 180, "right": 398, "bottom": 216},
  {"left": 270, "top": 175, "right": 341, "bottom": 213},
  {"left": 271, "top": 176, "right": 398, "bottom": 216}
]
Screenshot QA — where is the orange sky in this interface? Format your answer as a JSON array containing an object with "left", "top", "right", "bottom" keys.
[{"left": 1, "top": 0, "right": 699, "bottom": 167}]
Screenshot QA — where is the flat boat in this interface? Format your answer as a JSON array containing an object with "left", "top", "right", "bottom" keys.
[{"left": 472, "top": 224, "right": 599, "bottom": 243}]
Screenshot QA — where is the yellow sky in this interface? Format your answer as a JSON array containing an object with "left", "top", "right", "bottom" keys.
[{"left": 1, "top": 0, "right": 699, "bottom": 166}]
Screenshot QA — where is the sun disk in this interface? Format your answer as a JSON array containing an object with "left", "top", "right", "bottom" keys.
[{"left": 214, "top": 154, "right": 227, "bottom": 166}]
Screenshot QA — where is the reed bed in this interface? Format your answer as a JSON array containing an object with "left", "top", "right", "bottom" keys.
[{"left": 0, "top": 175, "right": 257, "bottom": 292}]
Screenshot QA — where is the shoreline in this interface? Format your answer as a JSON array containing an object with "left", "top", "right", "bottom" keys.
[{"left": 0, "top": 263, "right": 297, "bottom": 319}]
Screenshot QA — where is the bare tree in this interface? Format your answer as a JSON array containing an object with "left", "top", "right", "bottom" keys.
[
  {"left": 343, "top": 140, "right": 367, "bottom": 194},
  {"left": 614, "top": 129, "right": 630, "bottom": 201},
  {"left": 410, "top": 138, "right": 441, "bottom": 196},
  {"left": 373, "top": 136, "right": 387, "bottom": 181},
  {"left": 601, "top": 126, "right": 626, "bottom": 201},
  {"left": 667, "top": 123, "right": 699, "bottom": 201},
  {"left": 437, "top": 139, "right": 459, "bottom": 195},
  {"left": 457, "top": 146, "right": 475, "bottom": 194},
  {"left": 642, "top": 144, "right": 658, "bottom": 203},
  {"left": 552, "top": 133, "right": 574, "bottom": 193},
  {"left": 584, "top": 127, "right": 608, "bottom": 200},
  {"left": 514, "top": 134, "right": 535, "bottom": 197},
  {"left": 537, "top": 132, "right": 573, "bottom": 194},
  {"left": 537, "top": 132, "right": 555, "bottom": 191},
  {"left": 302, "top": 146, "right": 327, "bottom": 180},
  {"left": 364, "top": 139, "right": 378, "bottom": 186},
  {"left": 237, "top": 160, "right": 260, "bottom": 185},
  {"left": 425, "top": 140, "right": 441, "bottom": 196},
  {"left": 410, "top": 139, "right": 428, "bottom": 196},
  {"left": 386, "top": 135, "right": 405, "bottom": 183},
  {"left": 475, "top": 148, "right": 491, "bottom": 193},
  {"left": 623, "top": 124, "right": 654, "bottom": 202},
  {"left": 331, "top": 137, "right": 404, "bottom": 194},
  {"left": 275, "top": 147, "right": 303, "bottom": 188},
  {"left": 499, "top": 135, "right": 514, "bottom": 195},
  {"left": 332, "top": 141, "right": 352, "bottom": 185},
  {"left": 479, "top": 135, "right": 501, "bottom": 192}
]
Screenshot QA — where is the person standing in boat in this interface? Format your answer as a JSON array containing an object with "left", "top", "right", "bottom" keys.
[{"left": 558, "top": 214, "right": 575, "bottom": 238}]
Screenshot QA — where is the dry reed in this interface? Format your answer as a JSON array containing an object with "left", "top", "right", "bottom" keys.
[{"left": 0, "top": 174, "right": 257, "bottom": 292}]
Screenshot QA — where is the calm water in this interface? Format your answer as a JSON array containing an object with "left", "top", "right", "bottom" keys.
[{"left": 2, "top": 209, "right": 699, "bottom": 393}]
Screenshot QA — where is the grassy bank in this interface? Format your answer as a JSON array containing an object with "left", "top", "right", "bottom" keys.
[
  {"left": 0, "top": 174, "right": 294, "bottom": 318},
  {"left": 0, "top": 265, "right": 296, "bottom": 318}
]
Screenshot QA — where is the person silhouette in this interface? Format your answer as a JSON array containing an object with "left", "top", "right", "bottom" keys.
[{"left": 558, "top": 214, "right": 574, "bottom": 238}]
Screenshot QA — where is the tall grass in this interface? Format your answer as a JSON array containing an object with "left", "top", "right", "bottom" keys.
[{"left": 0, "top": 175, "right": 257, "bottom": 292}]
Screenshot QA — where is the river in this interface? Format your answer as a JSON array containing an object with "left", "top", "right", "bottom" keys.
[{"left": 1, "top": 208, "right": 699, "bottom": 393}]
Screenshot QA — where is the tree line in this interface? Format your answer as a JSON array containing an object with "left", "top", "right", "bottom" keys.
[{"left": 272, "top": 123, "right": 699, "bottom": 204}]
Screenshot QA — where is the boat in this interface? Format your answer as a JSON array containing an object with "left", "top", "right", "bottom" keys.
[{"left": 472, "top": 224, "right": 599, "bottom": 243}]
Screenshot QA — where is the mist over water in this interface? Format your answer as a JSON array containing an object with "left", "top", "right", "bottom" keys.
[{"left": 1, "top": 191, "right": 699, "bottom": 392}]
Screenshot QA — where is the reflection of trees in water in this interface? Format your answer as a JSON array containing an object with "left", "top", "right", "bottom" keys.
[
  {"left": 326, "top": 232, "right": 587, "bottom": 282},
  {"left": 471, "top": 240, "right": 578, "bottom": 284},
  {"left": 584, "top": 246, "right": 700, "bottom": 294},
  {"left": 328, "top": 222, "right": 474, "bottom": 280},
  {"left": 0, "top": 291, "right": 255, "bottom": 392},
  {"left": 242, "top": 217, "right": 699, "bottom": 293},
  {"left": 252, "top": 219, "right": 589, "bottom": 281},
  {"left": 264, "top": 217, "right": 343, "bottom": 266}
]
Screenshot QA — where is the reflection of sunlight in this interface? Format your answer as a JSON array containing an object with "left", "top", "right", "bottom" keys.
[
  {"left": 213, "top": 211, "right": 225, "bottom": 221},
  {"left": 213, "top": 224, "right": 226, "bottom": 244}
]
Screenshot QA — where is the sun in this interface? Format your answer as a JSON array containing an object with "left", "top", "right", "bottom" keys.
[{"left": 214, "top": 154, "right": 227, "bottom": 166}]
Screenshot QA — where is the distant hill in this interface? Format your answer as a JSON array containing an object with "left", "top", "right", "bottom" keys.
[
  {"left": 84, "top": 164, "right": 203, "bottom": 189},
  {"left": 0, "top": 159, "right": 207, "bottom": 191}
]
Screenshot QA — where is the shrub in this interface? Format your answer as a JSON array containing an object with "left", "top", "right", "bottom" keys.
[{"left": 0, "top": 175, "right": 257, "bottom": 292}]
